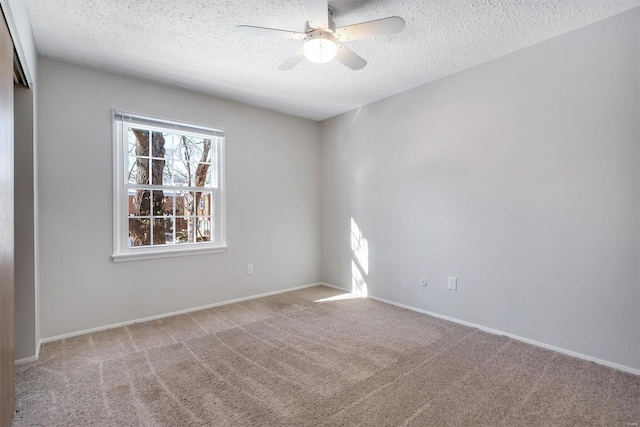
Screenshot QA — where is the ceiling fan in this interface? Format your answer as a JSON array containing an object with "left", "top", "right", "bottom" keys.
[{"left": 237, "top": 0, "right": 405, "bottom": 70}]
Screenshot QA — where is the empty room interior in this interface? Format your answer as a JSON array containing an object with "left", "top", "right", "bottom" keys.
[{"left": 1, "top": 0, "right": 640, "bottom": 425}]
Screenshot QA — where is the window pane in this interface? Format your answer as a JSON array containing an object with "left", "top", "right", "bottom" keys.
[
  {"left": 195, "top": 192, "right": 212, "bottom": 216},
  {"left": 196, "top": 217, "right": 211, "bottom": 242},
  {"left": 127, "top": 133, "right": 136, "bottom": 157},
  {"left": 151, "top": 190, "right": 173, "bottom": 216},
  {"left": 151, "top": 131, "right": 166, "bottom": 158},
  {"left": 203, "top": 164, "right": 213, "bottom": 187},
  {"left": 175, "top": 190, "right": 194, "bottom": 216},
  {"left": 151, "top": 157, "right": 167, "bottom": 185},
  {"left": 127, "top": 157, "right": 149, "bottom": 185},
  {"left": 191, "top": 138, "right": 211, "bottom": 163},
  {"left": 129, "top": 189, "right": 151, "bottom": 216},
  {"left": 127, "top": 156, "right": 137, "bottom": 184},
  {"left": 159, "top": 159, "right": 173, "bottom": 185},
  {"left": 129, "top": 128, "right": 149, "bottom": 157},
  {"left": 153, "top": 218, "right": 174, "bottom": 245},
  {"left": 169, "top": 135, "right": 211, "bottom": 164},
  {"left": 170, "top": 160, "right": 192, "bottom": 186},
  {"left": 193, "top": 162, "right": 212, "bottom": 188},
  {"left": 210, "top": 141, "right": 217, "bottom": 166},
  {"left": 163, "top": 133, "right": 182, "bottom": 162},
  {"left": 165, "top": 161, "right": 211, "bottom": 187},
  {"left": 207, "top": 142, "right": 217, "bottom": 187},
  {"left": 176, "top": 217, "right": 195, "bottom": 244},
  {"left": 129, "top": 218, "right": 151, "bottom": 247}
]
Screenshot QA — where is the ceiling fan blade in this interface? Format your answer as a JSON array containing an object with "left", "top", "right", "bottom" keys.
[
  {"left": 335, "top": 44, "right": 367, "bottom": 70},
  {"left": 237, "top": 25, "right": 306, "bottom": 40},
  {"left": 335, "top": 16, "right": 405, "bottom": 42},
  {"left": 279, "top": 49, "right": 305, "bottom": 71},
  {"left": 305, "top": 0, "right": 329, "bottom": 29}
]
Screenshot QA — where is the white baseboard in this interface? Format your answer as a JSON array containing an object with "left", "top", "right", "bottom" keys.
[
  {"left": 359, "top": 291, "right": 639, "bottom": 376},
  {"left": 317, "top": 282, "right": 350, "bottom": 292},
  {"left": 14, "top": 355, "right": 39, "bottom": 365},
  {"left": 19, "top": 281, "right": 343, "bottom": 364}
]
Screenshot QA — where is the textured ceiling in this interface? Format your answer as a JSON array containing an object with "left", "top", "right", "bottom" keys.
[{"left": 26, "top": 0, "right": 639, "bottom": 121}]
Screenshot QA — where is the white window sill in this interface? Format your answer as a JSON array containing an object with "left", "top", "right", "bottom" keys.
[{"left": 112, "top": 245, "right": 227, "bottom": 263}]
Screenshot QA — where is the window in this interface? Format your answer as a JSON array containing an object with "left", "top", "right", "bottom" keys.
[{"left": 112, "top": 111, "right": 226, "bottom": 262}]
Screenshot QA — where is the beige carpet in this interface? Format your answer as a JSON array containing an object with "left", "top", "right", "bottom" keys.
[{"left": 12, "top": 285, "right": 640, "bottom": 426}]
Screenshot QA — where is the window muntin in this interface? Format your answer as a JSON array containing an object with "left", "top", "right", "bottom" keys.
[{"left": 113, "top": 111, "right": 225, "bottom": 261}]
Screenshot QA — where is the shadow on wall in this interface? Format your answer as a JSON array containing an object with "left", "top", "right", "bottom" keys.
[{"left": 351, "top": 217, "right": 368, "bottom": 296}]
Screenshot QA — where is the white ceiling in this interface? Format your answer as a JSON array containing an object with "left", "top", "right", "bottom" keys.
[{"left": 26, "top": 0, "right": 639, "bottom": 121}]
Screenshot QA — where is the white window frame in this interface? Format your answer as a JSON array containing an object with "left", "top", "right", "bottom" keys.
[{"left": 112, "top": 110, "right": 227, "bottom": 262}]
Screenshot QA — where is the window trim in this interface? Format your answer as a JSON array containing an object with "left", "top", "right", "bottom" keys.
[{"left": 112, "top": 110, "right": 227, "bottom": 262}]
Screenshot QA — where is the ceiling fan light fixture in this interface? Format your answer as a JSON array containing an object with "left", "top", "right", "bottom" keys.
[
  {"left": 237, "top": 0, "right": 405, "bottom": 70},
  {"left": 303, "top": 32, "right": 337, "bottom": 63}
]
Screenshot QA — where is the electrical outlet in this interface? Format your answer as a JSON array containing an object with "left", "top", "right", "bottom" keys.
[
  {"left": 448, "top": 277, "right": 457, "bottom": 291},
  {"left": 246, "top": 264, "right": 254, "bottom": 275},
  {"left": 420, "top": 278, "right": 428, "bottom": 287}
]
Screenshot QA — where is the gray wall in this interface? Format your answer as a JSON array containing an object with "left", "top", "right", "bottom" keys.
[
  {"left": 14, "top": 86, "right": 36, "bottom": 360},
  {"left": 320, "top": 10, "right": 640, "bottom": 370},
  {"left": 38, "top": 57, "right": 321, "bottom": 339}
]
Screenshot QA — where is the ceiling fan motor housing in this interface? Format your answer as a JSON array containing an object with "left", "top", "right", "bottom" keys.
[
  {"left": 304, "top": 28, "right": 337, "bottom": 43},
  {"left": 305, "top": 8, "right": 336, "bottom": 33}
]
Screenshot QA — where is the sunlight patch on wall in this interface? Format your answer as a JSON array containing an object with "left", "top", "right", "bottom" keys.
[
  {"left": 350, "top": 217, "right": 369, "bottom": 296},
  {"left": 351, "top": 260, "right": 368, "bottom": 296},
  {"left": 351, "top": 217, "right": 369, "bottom": 274}
]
